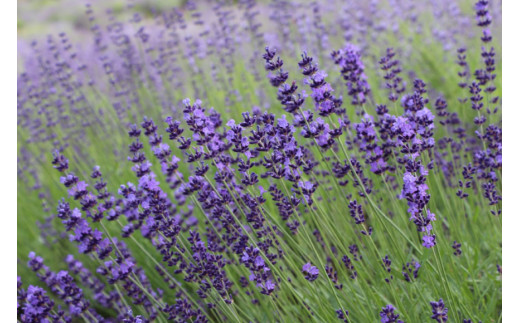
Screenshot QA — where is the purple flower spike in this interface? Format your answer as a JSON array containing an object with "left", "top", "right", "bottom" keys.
[
  {"left": 22, "top": 286, "right": 55, "bottom": 322},
  {"left": 430, "top": 298, "right": 448, "bottom": 322},
  {"left": 332, "top": 44, "right": 371, "bottom": 106},
  {"left": 380, "top": 304, "right": 404, "bottom": 323},
  {"left": 51, "top": 151, "right": 69, "bottom": 172},
  {"left": 422, "top": 235, "right": 436, "bottom": 248},
  {"left": 302, "top": 262, "right": 319, "bottom": 282},
  {"left": 452, "top": 241, "right": 462, "bottom": 256}
]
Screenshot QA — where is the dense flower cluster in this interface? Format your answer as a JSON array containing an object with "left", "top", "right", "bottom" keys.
[{"left": 17, "top": 0, "right": 501, "bottom": 322}]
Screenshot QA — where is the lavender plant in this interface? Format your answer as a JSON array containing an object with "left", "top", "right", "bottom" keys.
[{"left": 17, "top": 0, "right": 501, "bottom": 322}]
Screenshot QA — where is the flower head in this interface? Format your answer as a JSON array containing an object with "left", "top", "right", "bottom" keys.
[{"left": 302, "top": 262, "right": 319, "bottom": 282}]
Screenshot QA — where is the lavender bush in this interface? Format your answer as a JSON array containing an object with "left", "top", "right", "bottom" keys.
[{"left": 17, "top": 0, "right": 501, "bottom": 322}]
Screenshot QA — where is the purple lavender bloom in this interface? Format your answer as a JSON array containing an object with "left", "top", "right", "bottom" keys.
[
  {"left": 452, "top": 241, "right": 462, "bottom": 256},
  {"left": 380, "top": 304, "right": 404, "bottom": 323},
  {"left": 475, "top": 0, "right": 492, "bottom": 27},
  {"left": 123, "top": 310, "right": 144, "bottom": 323},
  {"left": 354, "top": 114, "right": 388, "bottom": 174},
  {"left": 379, "top": 48, "right": 405, "bottom": 102},
  {"left": 28, "top": 251, "right": 44, "bottom": 272},
  {"left": 381, "top": 255, "right": 393, "bottom": 282},
  {"left": 298, "top": 180, "right": 318, "bottom": 205},
  {"left": 402, "top": 259, "right": 421, "bottom": 282},
  {"left": 65, "top": 255, "right": 110, "bottom": 308},
  {"left": 336, "top": 308, "right": 350, "bottom": 322},
  {"left": 262, "top": 47, "right": 307, "bottom": 114},
  {"left": 302, "top": 262, "right": 319, "bottom": 282},
  {"left": 258, "top": 279, "right": 276, "bottom": 295},
  {"left": 394, "top": 94, "right": 438, "bottom": 247},
  {"left": 348, "top": 200, "right": 366, "bottom": 224},
  {"left": 324, "top": 264, "right": 342, "bottom": 290},
  {"left": 17, "top": 276, "right": 25, "bottom": 317},
  {"left": 165, "top": 117, "right": 184, "bottom": 140},
  {"left": 430, "top": 298, "right": 448, "bottom": 322},
  {"left": 60, "top": 173, "right": 78, "bottom": 187},
  {"left": 299, "top": 52, "right": 342, "bottom": 118},
  {"left": 422, "top": 235, "right": 436, "bottom": 248},
  {"left": 263, "top": 47, "right": 288, "bottom": 86},
  {"left": 68, "top": 181, "right": 89, "bottom": 200},
  {"left": 51, "top": 151, "right": 69, "bottom": 172},
  {"left": 332, "top": 44, "right": 371, "bottom": 106},
  {"left": 21, "top": 286, "right": 55, "bottom": 323}
]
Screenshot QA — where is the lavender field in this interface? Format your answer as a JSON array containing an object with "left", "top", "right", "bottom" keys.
[{"left": 17, "top": 0, "right": 502, "bottom": 322}]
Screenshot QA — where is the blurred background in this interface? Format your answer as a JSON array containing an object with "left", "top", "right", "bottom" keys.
[{"left": 18, "top": 0, "right": 185, "bottom": 37}]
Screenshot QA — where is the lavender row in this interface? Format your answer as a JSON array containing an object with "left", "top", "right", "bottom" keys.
[{"left": 17, "top": 0, "right": 501, "bottom": 322}]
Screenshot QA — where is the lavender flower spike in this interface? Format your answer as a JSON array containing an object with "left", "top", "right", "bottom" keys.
[{"left": 302, "top": 262, "right": 319, "bottom": 282}]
